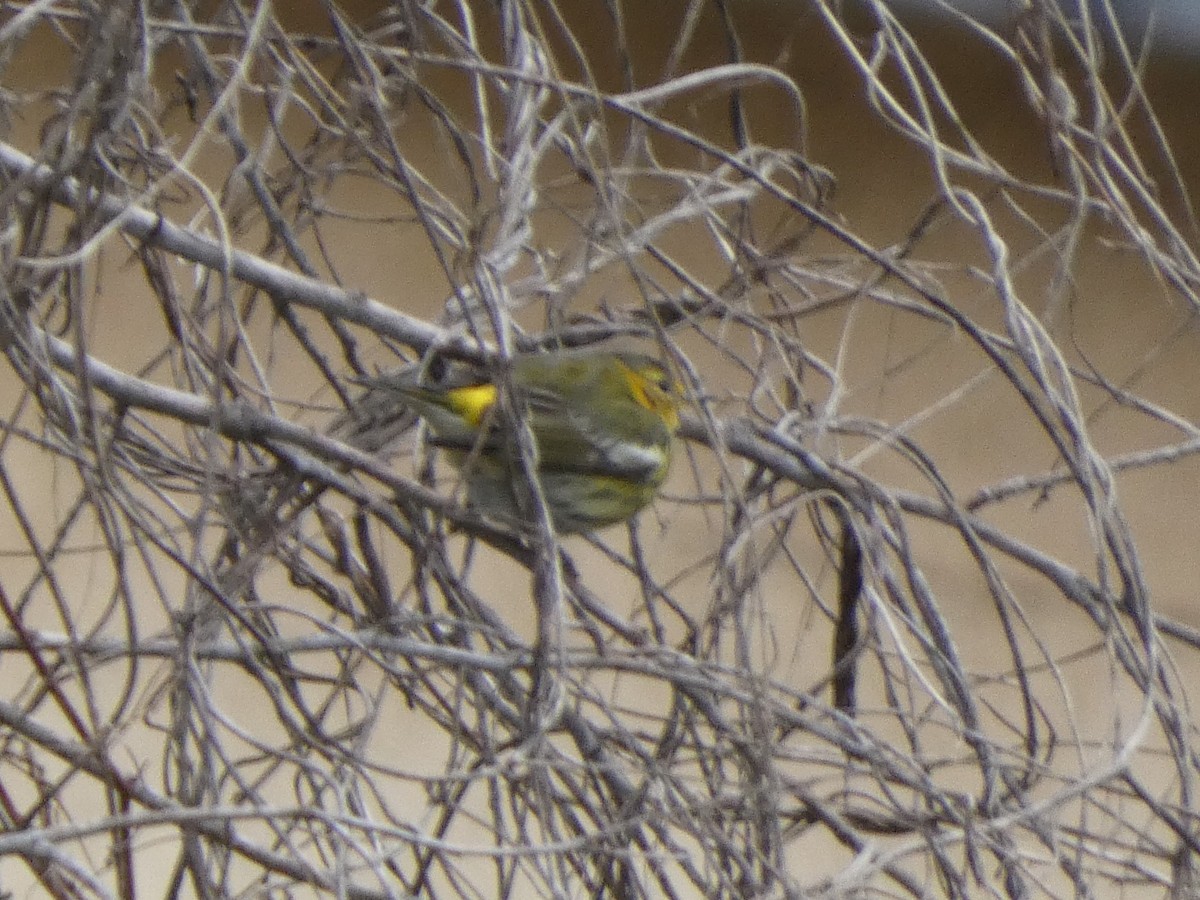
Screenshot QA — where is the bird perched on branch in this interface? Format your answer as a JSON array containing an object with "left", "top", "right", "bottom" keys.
[{"left": 341, "top": 347, "right": 684, "bottom": 534}]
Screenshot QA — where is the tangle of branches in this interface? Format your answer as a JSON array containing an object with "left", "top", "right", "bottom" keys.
[{"left": 1, "top": 1, "right": 1199, "bottom": 897}]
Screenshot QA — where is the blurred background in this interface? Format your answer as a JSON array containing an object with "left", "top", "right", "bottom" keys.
[
  {"left": 2, "top": 1, "right": 1200, "bottom": 897},
  {"left": 895, "top": 0, "right": 1200, "bottom": 47}
]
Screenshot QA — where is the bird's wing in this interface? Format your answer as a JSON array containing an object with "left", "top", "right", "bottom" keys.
[{"left": 525, "top": 395, "right": 668, "bottom": 483}]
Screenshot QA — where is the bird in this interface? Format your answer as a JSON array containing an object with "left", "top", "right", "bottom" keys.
[{"left": 341, "top": 347, "right": 684, "bottom": 534}]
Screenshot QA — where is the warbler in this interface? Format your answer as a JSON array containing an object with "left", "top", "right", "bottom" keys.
[{"left": 343, "top": 348, "right": 684, "bottom": 534}]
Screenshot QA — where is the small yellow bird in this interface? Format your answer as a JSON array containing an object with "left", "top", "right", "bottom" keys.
[{"left": 344, "top": 347, "right": 684, "bottom": 534}]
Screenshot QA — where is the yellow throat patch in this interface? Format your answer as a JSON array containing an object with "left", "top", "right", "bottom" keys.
[{"left": 618, "top": 360, "right": 681, "bottom": 431}]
